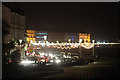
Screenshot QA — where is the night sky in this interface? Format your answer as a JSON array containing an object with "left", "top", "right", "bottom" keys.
[{"left": 5, "top": 2, "right": 119, "bottom": 41}]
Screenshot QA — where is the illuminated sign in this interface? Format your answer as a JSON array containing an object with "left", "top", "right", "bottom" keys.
[{"left": 36, "top": 33, "right": 47, "bottom": 35}]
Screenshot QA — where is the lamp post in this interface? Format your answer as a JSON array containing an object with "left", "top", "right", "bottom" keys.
[
  {"left": 57, "top": 41, "right": 59, "bottom": 44},
  {"left": 44, "top": 36, "right": 47, "bottom": 64},
  {"left": 57, "top": 41, "right": 59, "bottom": 48},
  {"left": 79, "top": 39, "right": 82, "bottom": 60},
  {"left": 68, "top": 39, "right": 71, "bottom": 49},
  {"left": 19, "top": 39, "right": 22, "bottom": 58},
  {"left": 92, "top": 40, "right": 95, "bottom": 57},
  {"left": 68, "top": 39, "right": 71, "bottom": 58}
]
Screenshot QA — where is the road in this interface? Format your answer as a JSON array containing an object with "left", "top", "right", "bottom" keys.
[
  {"left": 3, "top": 46, "right": 120, "bottom": 79},
  {"left": 42, "top": 56, "right": 120, "bottom": 79}
]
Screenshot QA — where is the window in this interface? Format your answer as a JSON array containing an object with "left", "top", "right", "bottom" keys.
[{"left": 36, "top": 36, "right": 44, "bottom": 38}]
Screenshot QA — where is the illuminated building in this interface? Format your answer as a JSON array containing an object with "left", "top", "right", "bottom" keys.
[
  {"left": 2, "top": 3, "right": 26, "bottom": 59},
  {"left": 26, "top": 29, "right": 90, "bottom": 43},
  {"left": 79, "top": 33, "right": 90, "bottom": 43},
  {"left": 36, "top": 32, "right": 47, "bottom": 43},
  {"left": 26, "top": 30, "right": 48, "bottom": 43},
  {"left": 65, "top": 33, "right": 79, "bottom": 42},
  {"left": 2, "top": 4, "right": 11, "bottom": 42},
  {"left": 2, "top": 3, "right": 26, "bottom": 43},
  {"left": 65, "top": 33, "right": 91, "bottom": 43},
  {"left": 26, "top": 30, "right": 36, "bottom": 43}
]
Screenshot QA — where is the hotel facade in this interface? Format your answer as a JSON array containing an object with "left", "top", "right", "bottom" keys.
[{"left": 26, "top": 30, "right": 91, "bottom": 43}]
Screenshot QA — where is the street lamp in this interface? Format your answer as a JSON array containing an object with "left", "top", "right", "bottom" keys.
[
  {"left": 56, "top": 41, "right": 59, "bottom": 45},
  {"left": 92, "top": 40, "right": 95, "bottom": 57},
  {"left": 79, "top": 38, "right": 82, "bottom": 43},
  {"left": 19, "top": 39, "right": 22, "bottom": 58},
  {"left": 30, "top": 40, "right": 33, "bottom": 44},
  {"left": 19, "top": 39, "right": 22, "bottom": 45},
  {"left": 56, "top": 41, "right": 59, "bottom": 47},
  {"left": 79, "top": 39, "right": 82, "bottom": 60},
  {"left": 68, "top": 39, "right": 71, "bottom": 43},
  {"left": 44, "top": 36, "right": 47, "bottom": 41}
]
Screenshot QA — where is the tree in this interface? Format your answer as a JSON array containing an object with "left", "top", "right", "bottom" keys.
[
  {"left": 2, "top": 20, "right": 10, "bottom": 65},
  {"left": 2, "top": 40, "right": 15, "bottom": 64},
  {"left": 2, "top": 20, "right": 16, "bottom": 64},
  {"left": 11, "top": 50, "right": 21, "bottom": 63}
]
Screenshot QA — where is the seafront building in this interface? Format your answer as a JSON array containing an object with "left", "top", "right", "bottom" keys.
[
  {"left": 26, "top": 30, "right": 91, "bottom": 43},
  {"left": 2, "top": 3, "right": 26, "bottom": 43}
]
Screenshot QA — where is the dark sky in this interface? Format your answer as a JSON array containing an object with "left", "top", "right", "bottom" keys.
[{"left": 7, "top": 2, "right": 119, "bottom": 41}]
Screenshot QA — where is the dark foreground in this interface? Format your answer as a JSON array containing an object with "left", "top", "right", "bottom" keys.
[
  {"left": 2, "top": 63, "right": 64, "bottom": 80},
  {"left": 2, "top": 46, "right": 120, "bottom": 80}
]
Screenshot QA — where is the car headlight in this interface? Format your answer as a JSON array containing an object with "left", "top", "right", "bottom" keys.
[
  {"left": 55, "top": 59, "right": 61, "bottom": 63},
  {"left": 50, "top": 60, "right": 53, "bottom": 62}
]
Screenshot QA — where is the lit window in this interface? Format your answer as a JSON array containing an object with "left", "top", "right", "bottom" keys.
[{"left": 27, "top": 38, "right": 29, "bottom": 42}]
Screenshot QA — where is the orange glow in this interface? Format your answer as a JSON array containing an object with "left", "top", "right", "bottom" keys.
[
  {"left": 33, "top": 38, "right": 35, "bottom": 42},
  {"left": 46, "top": 58, "right": 48, "bottom": 62},
  {"left": 79, "top": 33, "right": 90, "bottom": 43},
  {"left": 26, "top": 30, "right": 36, "bottom": 43}
]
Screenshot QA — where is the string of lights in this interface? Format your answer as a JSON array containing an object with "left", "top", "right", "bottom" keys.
[{"left": 30, "top": 40, "right": 120, "bottom": 50}]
